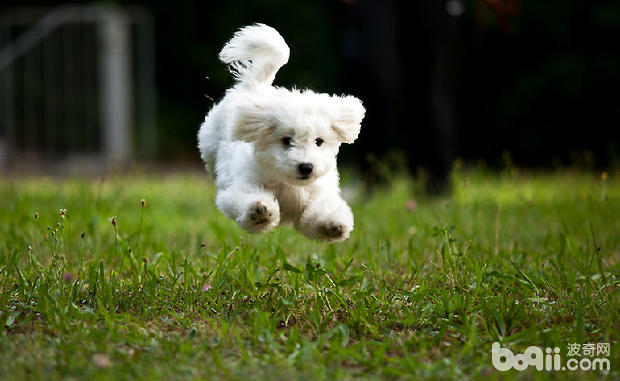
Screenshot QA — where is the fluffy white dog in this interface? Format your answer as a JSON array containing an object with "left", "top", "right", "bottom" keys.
[{"left": 197, "top": 24, "right": 365, "bottom": 242}]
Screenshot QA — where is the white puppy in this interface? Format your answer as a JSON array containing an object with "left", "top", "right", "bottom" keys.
[{"left": 197, "top": 24, "right": 365, "bottom": 242}]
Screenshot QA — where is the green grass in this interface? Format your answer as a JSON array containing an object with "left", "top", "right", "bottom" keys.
[{"left": 0, "top": 169, "right": 619, "bottom": 380}]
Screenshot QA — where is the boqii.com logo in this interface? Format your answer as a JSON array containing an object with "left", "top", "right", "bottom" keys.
[{"left": 492, "top": 342, "right": 611, "bottom": 372}]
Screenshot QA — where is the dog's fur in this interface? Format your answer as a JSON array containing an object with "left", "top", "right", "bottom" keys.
[{"left": 197, "top": 24, "right": 365, "bottom": 242}]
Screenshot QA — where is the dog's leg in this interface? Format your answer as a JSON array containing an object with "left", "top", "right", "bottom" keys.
[
  {"left": 216, "top": 185, "right": 280, "bottom": 233},
  {"left": 296, "top": 192, "right": 354, "bottom": 242}
]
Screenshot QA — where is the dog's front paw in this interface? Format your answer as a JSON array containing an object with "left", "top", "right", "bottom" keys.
[
  {"left": 249, "top": 202, "right": 272, "bottom": 224},
  {"left": 320, "top": 222, "right": 344, "bottom": 238},
  {"left": 240, "top": 200, "right": 280, "bottom": 233},
  {"left": 298, "top": 201, "right": 354, "bottom": 242},
  {"left": 318, "top": 220, "right": 352, "bottom": 242}
]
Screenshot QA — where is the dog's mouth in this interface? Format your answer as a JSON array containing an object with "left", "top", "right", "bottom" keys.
[{"left": 297, "top": 175, "right": 312, "bottom": 180}]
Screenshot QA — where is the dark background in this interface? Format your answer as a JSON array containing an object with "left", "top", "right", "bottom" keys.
[{"left": 3, "top": 0, "right": 620, "bottom": 175}]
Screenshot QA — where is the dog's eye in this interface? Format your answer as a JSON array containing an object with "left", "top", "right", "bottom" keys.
[
  {"left": 315, "top": 138, "right": 324, "bottom": 147},
  {"left": 282, "top": 137, "right": 293, "bottom": 147}
]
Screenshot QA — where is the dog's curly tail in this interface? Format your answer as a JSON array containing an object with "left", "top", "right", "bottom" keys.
[{"left": 219, "top": 24, "right": 290, "bottom": 89}]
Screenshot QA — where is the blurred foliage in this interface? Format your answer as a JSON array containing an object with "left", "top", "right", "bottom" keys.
[
  {"left": 457, "top": 0, "right": 620, "bottom": 167},
  {"left": 1, "top": 0, "right": 619, "bottom": 167}
]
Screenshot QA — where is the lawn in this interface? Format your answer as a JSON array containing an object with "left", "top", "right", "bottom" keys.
[{"left": 0, "top": 169, "right": 618, "bottom": 380}]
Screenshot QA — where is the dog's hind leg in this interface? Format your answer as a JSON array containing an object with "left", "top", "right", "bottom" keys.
[{"left": 215, "top": 185, "right": 280, "bottom": 233}]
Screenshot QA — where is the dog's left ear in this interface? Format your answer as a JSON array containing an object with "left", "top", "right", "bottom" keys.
[
  {"left": 233, "top": 102, "right": 276, "bottom": 142},
  {"left": 329, "top": 95, "right": 365, "bottom": 144}
]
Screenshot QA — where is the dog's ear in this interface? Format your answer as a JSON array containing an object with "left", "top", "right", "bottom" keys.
[
  {"left": 233, "top": 102, "right": 276, "bottom": 142},
  {"left": 329, "top": 95, "right": 365, "bottom": 144}
]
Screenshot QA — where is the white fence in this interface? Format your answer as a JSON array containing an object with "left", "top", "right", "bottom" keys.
[{"left": 0, "top": 5, "right": 156, "bottom": 171}]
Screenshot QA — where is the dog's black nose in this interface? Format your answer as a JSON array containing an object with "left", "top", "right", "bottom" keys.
[{"left": 298, "top": 163, "right": 314, "bottom": 177}]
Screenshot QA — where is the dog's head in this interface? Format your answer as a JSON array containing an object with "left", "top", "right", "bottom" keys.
[{"left": 232, "top": 89, "right": 365, "bottom": 185}]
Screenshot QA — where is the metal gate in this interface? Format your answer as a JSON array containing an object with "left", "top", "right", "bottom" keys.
[{"left": 0, "top": 5, "right": 156, "bottom": 172}]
